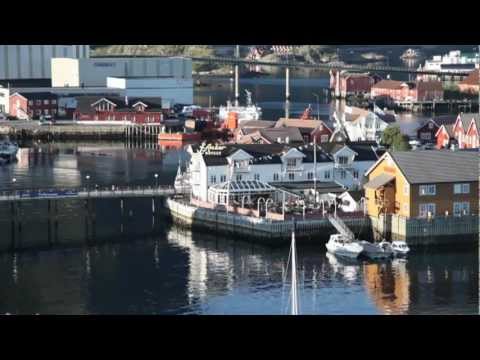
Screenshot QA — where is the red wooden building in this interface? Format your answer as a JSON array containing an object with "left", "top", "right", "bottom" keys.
[
  {"left": 330, "top": 70, "right": 380, "bottom": 98},
  {"left": 74, "top": 96, "right": 164, "bottom": 124},
  {"left": 435, "top": 113, "right": 480, "bottom": 149},
  {"left": 371, "top": 79, "right": 443, "bottom": 102},
  {"left": 9, "top": 92, "right": 58, "bottom": 119}
]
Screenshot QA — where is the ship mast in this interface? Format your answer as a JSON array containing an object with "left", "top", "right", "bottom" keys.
[{"left": 290, "top": 228, "right": 299, "bottom": 315}]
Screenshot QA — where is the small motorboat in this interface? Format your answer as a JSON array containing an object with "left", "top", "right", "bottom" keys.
[
  {"left": 326, "top": 234, "right": 364, "bottom": 259},
  {"left": 391, "top": 241, "right": 410, "bottom": 256},
  {"left": 358, "top": 240, "right": 394, "bottom": 260}
]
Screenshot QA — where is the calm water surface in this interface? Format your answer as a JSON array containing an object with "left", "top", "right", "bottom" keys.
[
  {"left": 0, "top": 73, "right": 478, "bottom": 315},
  {"left": 0, "top": 142, "right": 477, "bottom": 315}
]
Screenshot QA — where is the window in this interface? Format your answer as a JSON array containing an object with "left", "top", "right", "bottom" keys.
[
  {"left": 419, "top": 184, "right": 436, "bottom": 196},
  {"left": 325, "top": 170, "right": 331, "bottom": 179},
  {"left": 307, "top": 172, "right": 313, "bottom": 180},
  {"left": 338, "top": 156, "right": 349, "bottom": 164},
  {"left": 353, "top": 170, "right": 359, "bottom": 179},
  {"left": 43, "top": 109, "right": 49, "bottom": 115},
  {"left": 287, "top": 159, "right": 297, "bottom": 167},
  {"left": 321, "top": 135, "right": 329, "bottom": 143},
  {"left": 35, "top": 100, "right": 42, "bottom": 106},
  {"left": 210, "top": 175, "right": 216, "bottom": 184},
  {"left": 420, "top": 132, "right": 431, "bottom": 140},
  {"left": 28, "top": 100, "right": 33, "bottom": 106},
  {"left": 273, "top": 173, "right": 279, "bottom": 181},
  {"left": 288, "top": 173, "right": 295, "bottom": 181},
  {"left": 43, "top": 100, "right": 49, "bottom": 105},
  {"left": 403, "top": 203, "right": 409, "bottom": 212},
  {"left": 419, "top": 203, "right": 436, "bottom": 218},
  {"left": 51, "top": 109, "right": 57, "bottom": 115},
  {"left": 340, "top": 170, "right": 346, "bottom": 179},
  {"left": 236, "top": 174, "right": 242, "bottom": 181},
  {"left": 220, "top": 175, "right": 226, "bottom": 182},
  {"left": 51, "top": 99, "right": 57, "bottom": 105},
  {"left": 404, "top": 184, "right": 409, "bottom": 196},
  {"left": 254, "top": 174, "right": 260, "bottom": 181},
  {"left": 453, "top": 202, "right": 470, "bottom": 216},
  {"left": 454, "top": 183, "right": 470, "bottom": 194}
]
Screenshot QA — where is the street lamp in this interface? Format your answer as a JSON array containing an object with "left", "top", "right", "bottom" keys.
[
  {"left": 312, "top": 93, "right": 320, "bottom": 120},
  {"left": 154, "top": 173, "right": 159, "bottom": 189}
]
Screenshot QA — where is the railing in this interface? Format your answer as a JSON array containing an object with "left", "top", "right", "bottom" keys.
[{"left": 0, "top": 184, "right": 177, "bottom": 201}]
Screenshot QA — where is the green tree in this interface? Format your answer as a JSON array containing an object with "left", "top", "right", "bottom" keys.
[{"left": 381, "top": 126, "right": 411, "bottom": 151}]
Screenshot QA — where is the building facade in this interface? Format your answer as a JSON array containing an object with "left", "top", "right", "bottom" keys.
[
  {"left": 330, "top": 70, "right": 378, "bottom": 98},
  {"left": 187, "top": 142, "right": 383, "bottom": 203},
  {"left": 51, "top": 56, "right": 192, "bottom": 88},
  {"left": 364, "top": 150, "right": 478, "bottom": 219},
  {"left": 9, "top": 92, "right": 58, "bottom": 119},
  {"left": 371, "top": 80, "right": 444, "bottom": 102},
  {"left": 435, "top": 113, "right": 479, "bottom": 149},
  {"left": 458, "top": 69, "right": 479, "bottom": 94},
  {"left": 73, "top": 96, "right": 164, "bottom": 124},
  {"left": 0, "top": 45, "right": 90, "bottom": 80}
]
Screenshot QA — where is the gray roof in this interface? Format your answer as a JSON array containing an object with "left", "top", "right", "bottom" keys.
[
  {"left": 389, "top": 150, "right": 479, "bottom": 184},
  {"left": 259, "top": 127, "right": 303, "bottom": 144},
  {"left": 364, "top": 173, "right": 395, "bottom": 189}
]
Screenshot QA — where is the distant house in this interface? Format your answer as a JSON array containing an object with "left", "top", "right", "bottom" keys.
[
  {"left": 73, "top": 96, "right": 164, "bottom": 124},
  {"left": 234, "top": 120, "right": 275, "bottom": 142},
  {"left": 458, "top": 69, "right": 479, "bottom": 94},
  {"left": 329, "top": 70, "right": 379, "bottom": 98},
  {"left": 333, "top": 106, "right": 396, "bottom": 142},
  {"left": 338, "top": 191, "right": 365, "bottom": 213},
  {"left": 371, "top": 79, "right": 443, "bottom": 102},
  {"left": 417, "top": 115, "right": 457, "bottom": 143},
  {"left": 435, "top": 113, "right": 480, "bottom": 149},
  {"left": 9, "top": 92, "right": 58, "bottom": 120},
  {"left": 237, "top": 127, "right": 303, "bottom": 145},
  {"left": 274, "top": 118, "right": 333, "bottom": 143}
]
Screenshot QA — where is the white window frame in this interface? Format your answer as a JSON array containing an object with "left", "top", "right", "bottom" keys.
[
  {"left": 454, "top": 183, "right": 470, "bottom": 194},
  {"left": 340, "top": 170, "right": 346, "bottom": 179},
  {"left": 254, "top": 174, "right": 260, "bottom": 181},
  {"left": 353, "top": 170, "right": 359, "bottom": 179},
  {"left": 220, "top": 175, "right": 226, "bottom": 183},
  {"left": 210, "top": 175, "right": 216, "bottom": 184},
  {"left": 273, "top": 173, "right": 279, "bottom": 181},
  {"left": 236, "top": 174, "right": 242, "bottom": 181},
  {"left": 419, "top": 184, "right": 436, "bottom": 196},
  {"left": 325, "top": 170, "right": 331, "bottom": 179},
  {"left": 288, "top": 173, "right": 295, "bottom": 181},
  {"left": 307, "top": 172, "right": 314, "bottom": 180}
]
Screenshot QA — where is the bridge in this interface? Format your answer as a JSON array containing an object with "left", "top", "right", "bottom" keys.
[
  {"left": 0, "top": 185, "right": 177, "bottom": 202},
  {"left": 191, "top": 56, "right": 472, "bottom": 77}
]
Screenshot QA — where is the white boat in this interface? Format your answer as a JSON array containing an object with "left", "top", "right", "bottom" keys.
[
  {"left": 0, "top": 140, "right": 19, "bottom": 161},
  {"left": 326, "top": 234, "right": 365, "bottom": 259},
  {"left": 218, "top": 90, "right": 262, "bottom": 124},
  {"left": 360, "top": 240, "right": 394, "bottom": 260},
  {"left": 391, "top": 241, "right": 410, "bottom": 256}
]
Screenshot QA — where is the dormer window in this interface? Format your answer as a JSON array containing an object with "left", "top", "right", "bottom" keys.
[
  {"left": 287, "top": 159, "right": 297, "bottom": 167},
  {"left": 338, "top": 156, "right": 349, "bottom": 164}
]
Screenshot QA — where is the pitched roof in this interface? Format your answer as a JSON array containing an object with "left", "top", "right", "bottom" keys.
[
  {"left": 458, "top": 113, "right": 480, "bottom": 130},
  {"left": 372, "top": 79, "right": 407, "bottom": 90},
  {"left": 459, "top": 69, "right": 479, "bottom": 86},
  {"left": 364, "top": 173, "right": 396, "bottom": 189},
  {"left": 275, "top": 118, "right": 327, "bottom": 130},
  {"left": 431, "top": 114, "right": 458, "bottom": 127},
  {"left": 259, "top": 127, "right": 303, "bottom": 144},
  {"left": 239, "top": 120, "right": 275, "bottom": 129},
  {"left": 319, "top": 141, "right": 382, "bottom": 161},
  {"left": 389, "top": 150, "right": 479, "bottom": 184}
]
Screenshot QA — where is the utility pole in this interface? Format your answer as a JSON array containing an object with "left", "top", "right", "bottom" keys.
[
  {"left": 313, "top": 135, "right": 317, "bottom": 206},
  {"left": 235, "top": 45, "right": 240, "bottom": 107}
]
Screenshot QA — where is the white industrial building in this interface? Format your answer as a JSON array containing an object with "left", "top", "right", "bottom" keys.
[
  {"left": 51, "top": 56, "right": 192, "bottom": 87},
  {"left": 0, "top": 45, "right": 90, "bottom": 80},
  {"left": 106, "top": 77, "right": 193, "bottom": 106}
]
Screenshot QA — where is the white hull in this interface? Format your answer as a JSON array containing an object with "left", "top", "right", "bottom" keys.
[
  {"left": 359, "top": 241, "right": 393, "bottom": 260},
  {"left": 218, "top": 106, "right": 262, "bottom": 123},
  {"left": 326, "top": 235, "right": 364, "bottom": 259}
]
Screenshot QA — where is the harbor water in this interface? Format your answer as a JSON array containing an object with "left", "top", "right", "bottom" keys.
[{"left": 0, "top": 141, "right": 477, "bottom": 314}]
